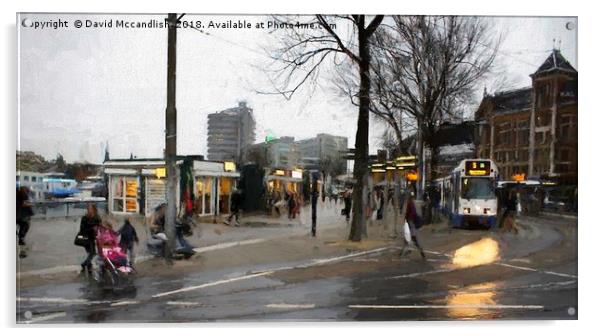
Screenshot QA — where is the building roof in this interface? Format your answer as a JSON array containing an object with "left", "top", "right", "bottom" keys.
[
  {"left": 431, "top": 122, "right": 475, "bottom": 148},
  {"left": 490, "top": 87, "right": 532, "bottom": 113},
  {"left": 533, "top": 49, "right": 577, "bottom": 76}
]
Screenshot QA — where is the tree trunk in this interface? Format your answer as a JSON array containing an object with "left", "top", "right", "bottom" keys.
[
  {"left": 429, "top": 145, "right": 439, "bottom": 181},
  {"left": 348, "top": 25, "right": 371, "bottom": 242}
]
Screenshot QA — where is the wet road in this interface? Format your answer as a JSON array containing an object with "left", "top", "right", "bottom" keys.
[{"left": 16, "top": 216, "right": 577, "bottom": 322}]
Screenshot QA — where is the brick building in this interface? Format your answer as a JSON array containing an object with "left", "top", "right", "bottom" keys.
[{"left": 475, "top": 49, "right": 577, "bottom": 184}]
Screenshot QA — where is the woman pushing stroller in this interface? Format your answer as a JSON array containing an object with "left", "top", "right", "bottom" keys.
[
  {"left": 78, "top": 204, "right": 101, "bottom": 275},
  {"left": 76, "top": 205, "right": 135, "bottom": 282}
]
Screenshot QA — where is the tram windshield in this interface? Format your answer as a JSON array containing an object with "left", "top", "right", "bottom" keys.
[{"left": 461, "top": 177, "right": 495, "bottom": 200}]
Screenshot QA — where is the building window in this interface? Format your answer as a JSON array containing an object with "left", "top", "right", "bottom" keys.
[
  {"left": 556, "top": 149, "right": 571, "bottom": 162},
  {"left": 535, "top": 111, "right": 551, "bottom": 127},
  {"left": 537, "top": 82, "right": 553, "bottom": 108},
  {"left": 556, "top": 164, "right": 569, "bottom": 174},
  {"left": 497, "top": 122, "right": 512, "bottom": 146},
  {"left": 111, "top": 176, "right": 139, "bottom": 213},
  {"left": 518, "top": 120, "right": 529, "bottom": 146},
  {"left": 535, "top": 131, "right": 547, "bottom": 145},
  {"left": 496, "top": 151, "right": 504, "bottom": 163},
  {"left": 24, "top": 176, "right": 30, "bottom": 182},
  {"left": 559, "top": 115, "right": 577, "bottom": 140},
  {"left": 195, "top": 177, "right": 214, "bottom": 216}
]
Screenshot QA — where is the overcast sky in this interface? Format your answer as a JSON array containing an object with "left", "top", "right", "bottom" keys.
[{"left": 17, "top": 14, "right": 577, "bottom": 164}]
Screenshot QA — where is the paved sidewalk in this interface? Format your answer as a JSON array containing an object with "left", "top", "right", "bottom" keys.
[{"left": 16, "top": 202, "right": 350, "bottom": 276}]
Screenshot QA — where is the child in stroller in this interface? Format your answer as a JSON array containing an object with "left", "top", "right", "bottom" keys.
[{"left": 95, "top": 219, "right": 135, "bottom": 284}]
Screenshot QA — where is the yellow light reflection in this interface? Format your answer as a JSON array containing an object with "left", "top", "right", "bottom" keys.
[
  {"left": 446, "top": 282, "right": 497, "bottom": 319},
  {"left": 452, "top": 237, "right": 500, "bottom": 268}
]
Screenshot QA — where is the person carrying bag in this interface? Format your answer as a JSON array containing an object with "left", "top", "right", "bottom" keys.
[
  {"left": 77, "top": 204, "right": 101, "bottom": 275},
  {"left": 399, "top": 192, "right": 426, "bottom": 260}
]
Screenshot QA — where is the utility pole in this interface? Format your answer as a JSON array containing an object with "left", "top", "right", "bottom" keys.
[
  {"left": 164, "top": 13, "right": 178, "bottom": 260},
  {"left": 311, "top": 172, "right": 319, "bottom": 237}
]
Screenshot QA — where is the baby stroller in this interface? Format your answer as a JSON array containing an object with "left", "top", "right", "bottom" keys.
[{"left": 94, "top": 225, "right": 135, "bottom": 287}]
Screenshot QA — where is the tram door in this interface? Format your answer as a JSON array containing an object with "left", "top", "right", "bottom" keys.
[{"left": 452, "top": 173, "right": 460, "bottom": 214}]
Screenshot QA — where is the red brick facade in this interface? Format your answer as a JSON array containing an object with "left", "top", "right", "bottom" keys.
[{"left": 475, "top": 50, "right": 577, "bottom": 183}]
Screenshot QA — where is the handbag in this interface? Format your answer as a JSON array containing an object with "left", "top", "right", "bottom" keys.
[
  {"left": 74, "top": 232, "right": 89, "bottom": 247},
  {"left": 414, "top": 215, "right": 424, "bottom": 229},
  {"left": 371, "top": 210, "right": 377, "bottom": 221},
  {"left": 403, "top": 221, "right": 412, "bottom": 243}
]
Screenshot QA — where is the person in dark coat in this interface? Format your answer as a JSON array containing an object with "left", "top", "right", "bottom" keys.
[
  {"left": 502, "top": 188, "right": 519, "bottom": 234},
  {"left": 16, "top": 187, "right": 34, "bottom": 246},
  {"left": 79, "top": 203, "right": 101, "bottom": 274},
  {"left": 342, "top": 188, "right": 352, "bottom": 223},
  {"left": 226, "top": 189, "right": 242, "bottom": 226},
  {"left": 400, "top": 193, "right": 426, "bottom": 260},
  {"left": 376, "top": 188, "right": 385, "bottom": 220},
  {"left": 288, "top": 191, "right": 297, "bottom": 219},
  {"left": 118, "top": 219, "right": 139, "bottom": 266}
]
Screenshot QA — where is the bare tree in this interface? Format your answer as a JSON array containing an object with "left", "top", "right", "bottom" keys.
[
  {"left": 264, "top": 15, "right": 384, "bottom": 241},
  {"left": 366, "top": 16, "right": 499, "bottom": 197}
]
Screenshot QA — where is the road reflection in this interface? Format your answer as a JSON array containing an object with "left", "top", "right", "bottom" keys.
[
  {"left": 452, "top": 237, "right": 500, "bottom": 268},
  {"left": 445, "top": 282, "right": 498, "bottom": 319}
]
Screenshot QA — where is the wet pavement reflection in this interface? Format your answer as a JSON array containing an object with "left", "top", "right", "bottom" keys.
[
  {"left": 445, "top": 282, "right": 499, "bottom": 319},
  {"left": 452, "top": 237, "right": 500, "bottom": 268}
]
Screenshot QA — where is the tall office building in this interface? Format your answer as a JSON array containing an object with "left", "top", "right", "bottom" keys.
[{"left": 207, "top": 102, "right": 256, "bottom": 163}]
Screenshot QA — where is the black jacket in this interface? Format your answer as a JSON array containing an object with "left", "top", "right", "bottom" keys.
[
  {"left": 505, "top": 193, "right": 518, "bottom": 212},
  {"left": 230, "top": 192, "right": 242, "bottom": 211},
  {"left": 79, "top": 215, "right": 101, "bottom": 240},
  {"left": 118, "top": 221, "right": 139, "bottom": 248}
]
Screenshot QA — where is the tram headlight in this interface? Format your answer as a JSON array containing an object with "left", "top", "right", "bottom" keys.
[{"left": 463, "top": 208, "right": 471, "bottom": 214}]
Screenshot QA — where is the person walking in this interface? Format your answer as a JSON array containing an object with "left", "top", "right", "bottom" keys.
[
  {"left": 431, "top": 187, "right": 441, "bottom": 223},
  {"left": 225, "top": 189, "right": 242, "bottom": 226},
  {"left": 501, "top": 188, "right": 519, "bottom": 234},
  {"left": 288, "top": 190, "right": 297, "bottom": 219},
  {"left": 400, "top": 193, "right": 426, "bottom": 260},
  {"left": 294, "top": 192, "right": 302, "bottom": 218},
  {"left": 342, "top": 188, "right": 352, "bottom": 223},
  {"left": 78, "top": 203, "right": 101, "bottom": 275},
  {"left": 16, "top": 186, "right": 34, "bottom": 246},
  {"left": 118, "top": 219, "right": 139, "bottom": 266},
  {"left": 376, "top": 188, "right": 385, "bottom": 220}
]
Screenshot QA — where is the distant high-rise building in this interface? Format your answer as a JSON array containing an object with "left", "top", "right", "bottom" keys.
[
  {"left": 207, "top": 101, "right": 256, "bottom": 163},
  {"left": 296, "top": 133, "right": 348, "bottom": 172},
  {"left": 243, "top": 136, "right": 300, "bottom": 169}
]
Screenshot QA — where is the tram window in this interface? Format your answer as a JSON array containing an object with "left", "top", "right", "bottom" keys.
[{"left": 461, "top": 178, "right": 495, "bottom": 200}]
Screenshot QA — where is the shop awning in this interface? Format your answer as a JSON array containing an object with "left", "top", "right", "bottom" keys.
[
  {"left": 194, "top": 171, "right": 240, "bottom": 178},
  {"left": 266, "top": 175, "right": 303, "bottom": 183},
  {"left": 104, "top": 168, "right": 138, "bottom": 176}
]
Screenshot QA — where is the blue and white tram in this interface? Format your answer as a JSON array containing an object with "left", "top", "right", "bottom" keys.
[{"left": 435, "top": 159, "right": 499, "bottom": 229}]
